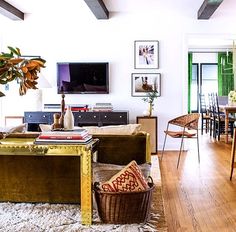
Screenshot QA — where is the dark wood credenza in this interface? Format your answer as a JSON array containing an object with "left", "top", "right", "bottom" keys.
[{"left": 24, "top": 111, "right": 129, "bottom": 131}]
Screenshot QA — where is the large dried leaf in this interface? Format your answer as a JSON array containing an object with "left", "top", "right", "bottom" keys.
[
  {"left": 24, "top": 71, "right": 32, "bottom": 80},
  {"left": 21, "top": 66, "right": 28, "bottom": 73},
  {"left": 10, "top": 58, "right": 24, "bottom": 65}
]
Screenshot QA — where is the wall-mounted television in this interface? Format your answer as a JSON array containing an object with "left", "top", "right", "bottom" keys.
[{"left": 57, "top": 62, "right": 109, "bottom": 94}]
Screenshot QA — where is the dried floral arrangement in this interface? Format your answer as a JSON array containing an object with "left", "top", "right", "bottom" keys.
[{"left": 0, "top": 46, "right": 46, "bottom": 96}]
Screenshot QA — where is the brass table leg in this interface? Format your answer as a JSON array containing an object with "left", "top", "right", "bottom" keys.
[{"left": 80, "top": 148, "right": 92, "bottom": 225}]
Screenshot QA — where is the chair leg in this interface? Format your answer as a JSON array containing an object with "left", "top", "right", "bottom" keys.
[
  {"left": 177, "top": 136, "right": 184, "bottom": 168},
  {"left": 197, "top": 134, "right": 200, "bottom": 163},
  {"left": 210, "top": 119, "right": 212, "bottom": 136},
  {"left": 161, "top": 133, "right": 168, "bottom": 161},
  {"left": 213, "top": 119, "right": 217, "bottom": 139},
  {"left": 201, "top": 118, "right": 203, "bottom": 135},
  {"left": 218, "top": 121, "right": 222, "bottom": 141}
]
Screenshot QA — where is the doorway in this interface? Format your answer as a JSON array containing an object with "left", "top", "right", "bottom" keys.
[{"left": 190, "top": 52, "right": 218, "bottom": 113}]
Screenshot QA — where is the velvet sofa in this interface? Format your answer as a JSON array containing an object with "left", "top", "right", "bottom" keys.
[{"left": 0, "top": 131, "right": 151, "bottom": 204}]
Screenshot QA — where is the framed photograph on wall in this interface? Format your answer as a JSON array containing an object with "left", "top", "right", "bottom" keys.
[
  {"left": 134, "top": 40, "right": 159, "bottom": 69},
  {"left": 131, "top": 73, "right": 161, "bottom": 97}
]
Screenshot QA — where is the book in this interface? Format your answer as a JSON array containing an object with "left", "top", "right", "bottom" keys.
[
  {"left": 95, "top": 103, "right": 112, "bottom": 106},
  {"left": 38, "top": 129, "right": 89, "bottom": 140},
  {"left": 34, "top": 135, "right": 93, "bottom": 145},
  {"left": 44, "top": 104, "right": 61, "bottom": 109}
]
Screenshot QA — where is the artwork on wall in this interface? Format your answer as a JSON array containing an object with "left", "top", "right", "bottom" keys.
[
  {"left": 134, "top": 40, "right": 159, "bottom": 69},
  {"left": 131, "top": 73, "right": 161, "bottom": 97}
]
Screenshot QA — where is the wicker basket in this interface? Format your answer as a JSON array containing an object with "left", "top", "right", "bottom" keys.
[{"left": 94, "top": 177, "right": 154, "bottom": 224}]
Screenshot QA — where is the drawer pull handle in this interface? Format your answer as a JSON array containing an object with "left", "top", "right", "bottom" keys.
[
  {"left": 120, "top": 116, "right": 123, "bottom": 118},
  {"left": 43, "top": 115, "right": 46, "bottom": 118},
  {"left": 94, "top": 116, "right": 97, "bottom": 118},
  {"left": 79, "top": 116, "right": 82, "bottom": 118},
  {"left": 104, "top": 115, "right": 107, "bottom": 118},
  {"left": 28, "top": 115, "right": 32, "bottom": 118}
]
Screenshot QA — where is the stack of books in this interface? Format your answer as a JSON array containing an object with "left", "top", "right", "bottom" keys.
[
  {"left": 93, "top": 103, "right": 113, "bottom": 112},
  {"left": 34, "top": 129, "right": 92, "bottom": 144},
  {"left": 44, "top": 104, "right": 61, "bottom": 111},
  {"left": 65, "top": 104, "right": 89, "bottom": 112}
]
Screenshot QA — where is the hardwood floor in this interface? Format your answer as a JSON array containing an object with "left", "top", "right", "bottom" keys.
[{"left": 159, "top": 134, "right": 236, "bottom": 232}]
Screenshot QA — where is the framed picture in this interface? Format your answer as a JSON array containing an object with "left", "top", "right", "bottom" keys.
[
  {"left": 134, "top": 40, "right": 159, "bottom": 69},
  {"left": 131, "top": 73, "right": 161, "bottom": 97}
]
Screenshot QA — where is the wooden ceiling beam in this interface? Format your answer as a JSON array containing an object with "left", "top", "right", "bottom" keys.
[
  {"left": 198, "top": 0, "right": 224, "bottom": 19},
  {"left": 0, "top": 0, "right": 24, "bottom": 20},
  {"left": 84, "top": 0, "right": 109, "bottom": 19}
]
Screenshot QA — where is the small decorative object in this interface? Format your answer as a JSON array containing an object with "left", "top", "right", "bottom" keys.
[
  {"left": 52, "top": 113, "right": 62, "bottom": 130},
  {"left": 228, "top": 90, "right": 236, "bottom": 106},
  {"left": 0, "top": 46, "right": 46, "bottom": 96},
  {"left": 134, "top": 40, "right": 159, "bottom": 69},
  {"left": 142, "top": 90, "right": 159, "bottom": 117},
  {"left": 59, "top": 87, "right": 65, "bottom": 128},
  {"left": 131, "top": 73, "right": 161, "bottom": 97},
  {"left": 64, "top": 105, "right": 74, "bottom": 130}
]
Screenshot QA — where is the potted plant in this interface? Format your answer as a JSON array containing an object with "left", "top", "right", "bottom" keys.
[
  {"left": 0, "top": 46, "right": 46, "bottom": 97},
  {"left": 142, "top": 90, "right": 159, "bottom": 117}
]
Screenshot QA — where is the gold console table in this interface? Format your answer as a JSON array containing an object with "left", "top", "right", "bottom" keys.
[{"left": 0, "top": 137, "right": 98, "bottom": 225}]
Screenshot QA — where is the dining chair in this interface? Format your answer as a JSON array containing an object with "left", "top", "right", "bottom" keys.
[
  {"left": 160, "top": 113, "right": 200, "bottom": 168},
  {"left": 208, "top": 93, "right": 216, "bottom": 137},
  {"left": 213, "top": 93, "right": 235, "bottom": 141},
  {"left": 199, "top": 93, "right": 210, "bottom": 134}
]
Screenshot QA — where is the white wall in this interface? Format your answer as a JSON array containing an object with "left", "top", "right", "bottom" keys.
[{"left": 1, "top": 0, "right": 236, "bottom": 149}]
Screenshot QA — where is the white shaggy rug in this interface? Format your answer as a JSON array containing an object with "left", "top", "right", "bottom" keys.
[
  {"left": 0, "top": 202, "right": 159, "bottom": 232},
  {"left": 0, "top": 157, "right": 167, "bottom": 232}
]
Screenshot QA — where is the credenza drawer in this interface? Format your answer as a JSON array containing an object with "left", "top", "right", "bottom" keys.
[
  {"left": 24, "top": 112, "right": 52, "bottom": 124},
  {"left": 100, "top": 112, "right": 128, "bottom": 125}
]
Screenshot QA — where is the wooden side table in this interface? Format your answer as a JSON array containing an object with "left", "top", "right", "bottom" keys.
[{"left": 137, "top": 116, "right": 158, "bottom": 154}]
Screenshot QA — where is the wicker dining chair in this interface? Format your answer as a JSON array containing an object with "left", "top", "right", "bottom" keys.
[{"left": 160, "top": 113, "right": 200, "bottom": 168}]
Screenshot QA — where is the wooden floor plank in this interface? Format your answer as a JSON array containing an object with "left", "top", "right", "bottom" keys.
[{"left": 159, "top": 134, "right": 236, "bottom": 231}]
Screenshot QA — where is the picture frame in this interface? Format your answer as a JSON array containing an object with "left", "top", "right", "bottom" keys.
[
  {"left": 131, "top": 73, "right": 161, "bottom": 97},
  {"left": 134, "top": 40, "right": 159, "bottom": 69}
]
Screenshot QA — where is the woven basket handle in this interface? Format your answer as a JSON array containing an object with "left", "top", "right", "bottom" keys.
[
  {"left": 94, "top": 182, "right": 101, "bottom": 191},
  {"left": 147, "top": 176, "right": 154, "bottom": 187}
]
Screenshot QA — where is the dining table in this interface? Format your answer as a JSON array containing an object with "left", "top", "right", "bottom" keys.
[{"left": 219, "top": 104, "right": 236, "bottom": 143}]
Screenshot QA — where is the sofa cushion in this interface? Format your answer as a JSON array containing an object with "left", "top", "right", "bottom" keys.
[
  {"left": 98, "top": 160, "right": 149, "bottom": 192},
  {"left": 39, "top": 124, "right": 52, "bottom": 132},
  {"left": 39, "top": 124, "right": 142, "bottom": 135},
  {"left": 0, "top": 123, "right": 27, "bottom": 139},
  {"left": 83, "top": 124, "right": 141, "bottom": 135},
  {"left": 0, "top": 123, "right": 26, "bottom": 133}
]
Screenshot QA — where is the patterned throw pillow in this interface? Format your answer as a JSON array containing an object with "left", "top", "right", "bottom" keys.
[{"left": 100, "top": 160, "right": 149, "bottom": 192}]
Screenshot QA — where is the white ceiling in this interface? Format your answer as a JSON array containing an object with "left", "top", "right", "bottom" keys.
[
  {"left": 3, "top": 0, "right": 236, "bottom": 48},
  {"left": 4, "top": 0, "right": 236, "bottom": 15}
]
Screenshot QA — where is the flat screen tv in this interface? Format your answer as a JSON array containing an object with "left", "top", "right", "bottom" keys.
[{"left": 57, "top": 62, "right": 109, "bottom": 94}]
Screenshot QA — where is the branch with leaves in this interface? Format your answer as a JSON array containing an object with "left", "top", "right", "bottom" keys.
[
  {"left": 0, "top": 46, "right": 46, "bottom": 96},
  {"left": 142, "top": 90, "right": 159, "bottom": 108}
]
